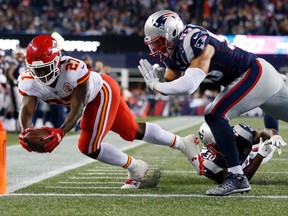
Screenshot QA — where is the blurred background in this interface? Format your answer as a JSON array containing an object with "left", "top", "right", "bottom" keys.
[{"left": 0, "top": 0, "right": 288, "bottom": 131}]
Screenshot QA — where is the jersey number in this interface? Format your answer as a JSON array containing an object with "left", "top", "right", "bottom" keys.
[{"left": 65, "top": 58, "right": 80, "bottom": 71}]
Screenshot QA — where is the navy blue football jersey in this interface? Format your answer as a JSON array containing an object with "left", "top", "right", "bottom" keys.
[
  {"left": 201, "top": 123, "right": 254, "bottom": 182},
  {"left": 165, "top": 25, "right": 257, "bottom": 86}
]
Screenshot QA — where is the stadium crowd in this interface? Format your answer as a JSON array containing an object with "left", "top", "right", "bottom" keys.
[
  {"left": 0, "top": 0, "right": 287, "bottom": 36},
  {"left": 0, "top": 0, "right": 287, "bottom": 131}
]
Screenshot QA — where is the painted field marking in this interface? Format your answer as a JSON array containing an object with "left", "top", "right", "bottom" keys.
[
  {"left": 3, "top": 193, "right": 288, "bottom": 199},
  {"left": 58, "top": 181, "right": 123, "bottom": 184}
]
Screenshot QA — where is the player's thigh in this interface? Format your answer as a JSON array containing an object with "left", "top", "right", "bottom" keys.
[
  {"left": 205, "top": 59, "right": 282, "bottom": 120},
  {"left": 111, "top": 97, "right": 138, "bottom": 141},
  {"left": 261, "top": 83, "right": 288, "bottom": 121},
  {"left": 78, "top": 77, "right": 120, "bottom": 154}
]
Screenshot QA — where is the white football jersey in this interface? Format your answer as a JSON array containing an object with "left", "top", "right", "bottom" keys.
[{"left": 18, "top": 56, "right": 103, "bottom": 105}]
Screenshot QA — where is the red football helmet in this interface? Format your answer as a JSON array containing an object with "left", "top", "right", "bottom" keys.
[{"left": 26, "top": 35, "right": 61, "bottom": 85}]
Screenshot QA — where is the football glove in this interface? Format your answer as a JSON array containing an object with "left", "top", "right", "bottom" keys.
[
  {"left": 152, "top": 63, "right": 166, "bottom": 80},
  {"left": 41, "top": 127, "right": 65, "bottom": 153},
  {"left": 19, "top": 128, "right": 33, "bottom": 152},
  {"left": 257, "top": 137, "right": 276, "bottom": 157},
  {"left": 138, "top": 59, "right": 160, "bottom": 90},
  {"left": 268, "top": 135, "right": 287, "bottom": 155}
]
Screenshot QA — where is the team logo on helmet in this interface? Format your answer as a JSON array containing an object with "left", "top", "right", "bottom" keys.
[
  {"left": 52, "top": 40, "right": 60, "bottom": 54},
  {"left": 153, "top": 12, "right": 174, "bottom": 30}
]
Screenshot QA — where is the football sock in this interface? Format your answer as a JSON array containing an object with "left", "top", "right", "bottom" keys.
[
  {"left": 142, "top": 122, "right": 180, "bottom": 148},
  {"left": 228, "top": 165, "right": 244, "bottom": 175},
  {"left": 96, "top": 142, "right": 132, "bottom": 167}
]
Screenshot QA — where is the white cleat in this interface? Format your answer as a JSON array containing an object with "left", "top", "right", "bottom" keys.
[
  {"left": 121, "top": 159, "right": 148, "bottom": 189},
  {"left": 179, "top": 134, "right": 204, "bottom": 175}
]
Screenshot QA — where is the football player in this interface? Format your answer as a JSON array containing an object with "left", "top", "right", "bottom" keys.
[
  {"left": 18, "top": 35, "right": 202, "bottom": 189},
  {"left": 198, "top": 122, "right": 283, "bottom": 184},
  {"left": 138, "top": 10, "right": 288, "bottom": 195}
]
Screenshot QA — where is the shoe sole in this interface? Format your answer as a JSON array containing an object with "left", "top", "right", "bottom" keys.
[
  {"left": 206, "top": 186, "right": 251, "bottom": 196},
  {"left": 121, "top": 161, "right": 148, "bottom": 189}
]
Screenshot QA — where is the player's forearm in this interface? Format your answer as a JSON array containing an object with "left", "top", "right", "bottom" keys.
[
  {"left": 154, "top": 68, "right": 206, "bottom": 95},
  {"left": 60, "top": 109, "right": 83, "bottom": 134},
  {"left": 19, "top": 107, "right": 34, "bottom": 132},
  {"left": 243, "top": 154, "right": 263, "bottom": 180}
]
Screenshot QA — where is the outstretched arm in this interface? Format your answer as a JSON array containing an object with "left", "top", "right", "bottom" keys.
[
  {"left": 138, "top": 45, "right": 214, "bottom": 95},
  {"left": 252, "top": 128, "right": 279, "bottom": 144},
  {"left": 60, "top": 80, "right": 89, "bottom": 134},
  {"left": 19, "top": 95, "right": 38, "bottom": 132},
  {"left": 38, "top": 80, "right": 89, "bottom": 153},
  {"left": 244, "top": 128, "right": 280, "bottom": 180}
]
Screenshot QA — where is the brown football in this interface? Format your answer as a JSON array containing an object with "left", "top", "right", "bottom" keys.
[{"left": 24, "top": 129, "right": 51, "bottom": 153}]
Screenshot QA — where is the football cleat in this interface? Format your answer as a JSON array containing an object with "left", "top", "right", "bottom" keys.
[
  {"left": 179, "top": 134, "right": 204, "bottom": 175},
  {"left": 206, "top": 172, "right": 251, "bottom": 196},
  {"left": 121, "top": 159, "right": 148, "bottom": 189}
]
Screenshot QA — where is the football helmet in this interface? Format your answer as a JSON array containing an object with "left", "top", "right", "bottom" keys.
[
  {"left": 199, "top": 122, "right": 220, "bottom": 154},
  {"left": 144, "top": 10, "right": 184, "bottom": 62},
  {"left": 198, "top": 122, "right": 214, "bottom": 146},
  {"left": 26, "top": 35, "right": 61, "bottom": 85}
]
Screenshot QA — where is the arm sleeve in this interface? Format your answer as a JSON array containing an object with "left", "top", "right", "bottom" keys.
[{"left": 154, "top": 67, "right": 206, "bottom": 95}]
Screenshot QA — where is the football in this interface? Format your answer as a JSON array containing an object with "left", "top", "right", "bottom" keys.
[{"left": 24, "top": 129, "right": 51, "bottom": 153}]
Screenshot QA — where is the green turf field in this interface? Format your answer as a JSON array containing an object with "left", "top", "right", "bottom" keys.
[{"left": 1, "top": 117, "right": 288, "bottom": 216}]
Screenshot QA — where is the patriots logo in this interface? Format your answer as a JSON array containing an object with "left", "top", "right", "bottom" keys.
[
  {"left": 194, "top": 35, "right": 207, "bottom": 50},
  {"left": 153, "top": 12, "right": 174, "bottom": 30}
]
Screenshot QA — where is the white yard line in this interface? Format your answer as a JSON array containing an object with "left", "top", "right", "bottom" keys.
[
  {"left": 7, "top": 116, "right": 204, "bottom": 193},
  {"left": 2, "top": 193, "right": 288, "bottom": 199}
]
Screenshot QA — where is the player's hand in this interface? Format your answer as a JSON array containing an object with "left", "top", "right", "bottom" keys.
[
  {"left": 152, "top": 63, "right": 166, "bottom": 80},
  {"left": 138, "top": 59, "right": 160, "bottom": 90},
  {"left": 19, "top": 128, "right": 33, "bottom": 152},
  {"left": 269, "top": 135, "right": 287, "bottom": 155},
  {"left": 257, "top": 137, "right": 276, "bottom": 157},
  {"left": 41, "top": 127, "right": 64, "bottom": 153}
]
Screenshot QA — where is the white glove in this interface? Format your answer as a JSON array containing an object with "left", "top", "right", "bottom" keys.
[
  {"left": 138, "top": 59, "right": 160, "bottom": 90},
  {"left": 268, "top": 135, "right": 287, "bottom": 155},
  {"left": 258, "top": 137, "right": 276, "bottom": 157},
  {"left": 152, "top": 63, "right": 166, "bottom": 80}
]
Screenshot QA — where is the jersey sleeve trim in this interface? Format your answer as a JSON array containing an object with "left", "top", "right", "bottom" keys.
[
  {"left": 18, "top": 89, "right": 28, "bottom": 96},
  {"left": 20, "top": 75, "right": 34, "bottom": 81},
  {"left": 77, "top": 72, "right": 90, "bottom": 85}
]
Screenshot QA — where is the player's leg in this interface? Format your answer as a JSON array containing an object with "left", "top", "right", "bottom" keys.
[
  {"left": 204, "top": 59, "right": 281, "bottom": 195},
  {"left": 111, "top": 94, "right": 203, "bottom": 174},
  {"left": 78, "top": 74, "right": 147, "bottom": 189},
  {"left": 263, "top": 113, "right": 279, "bottom": 131}
]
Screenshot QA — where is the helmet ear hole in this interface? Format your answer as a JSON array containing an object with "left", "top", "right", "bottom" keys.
[{"left": 172, "top": 30, "right": 176, "bottom": 37}]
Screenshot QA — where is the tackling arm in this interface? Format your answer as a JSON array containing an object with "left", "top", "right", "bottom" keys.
[{"left": 153, "top": 45, "right": 214, "bottom": 95}]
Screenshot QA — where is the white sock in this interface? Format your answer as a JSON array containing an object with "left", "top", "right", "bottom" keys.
[
  {"left": 228, "top": 165, "right": 244, "bottom": 174},
  {"left": 142, "top": 122, "right": 180, "bottom": 148},
  {"left": 97, "top": 142, "right": 136, "bottom": 168}
]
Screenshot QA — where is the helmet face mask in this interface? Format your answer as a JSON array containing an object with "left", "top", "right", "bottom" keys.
[
  {"left": 27, "top": 56, "right": 60, "bottom": 85},
  {"left": 145, "top": 35, "right": 175, "bottom": 62},
  {"left": 144, "top": 10, "right": 184, "bottom": 62},
  {"left": 26, "top": 35, "right": 61, "bottom": 86}
]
